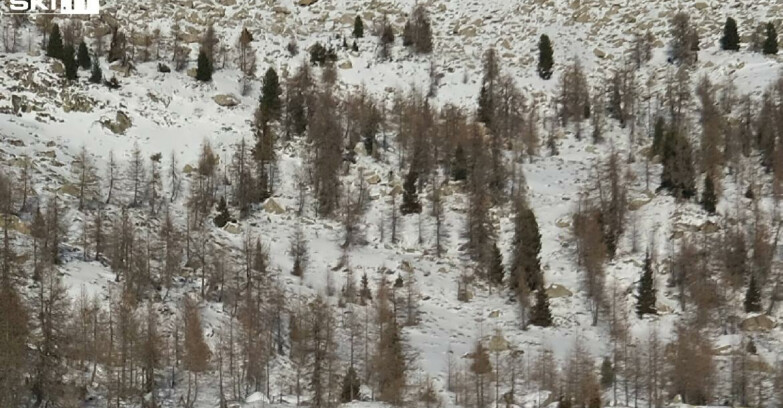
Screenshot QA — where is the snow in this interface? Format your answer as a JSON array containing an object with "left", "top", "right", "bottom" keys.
[{"left": 1, "top": 0, "right": 783, "bottom": 406}]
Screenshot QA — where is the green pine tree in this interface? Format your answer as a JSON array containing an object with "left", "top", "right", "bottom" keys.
[
  {"left": 660, "top": 128, "right": 696, "bottom": 199},
  {"left": 651, "top": 116, "right": 666, "bottom": 156},
  {"left": 529, "top": 288, "right": 553, "bottom": 327},
  {"left": 260, "top": 67, "right": 282, "bottom": 122},
  {"left": 400, "top": 170, "right": 422, "bottom": 215},
  {"left": 213, "top": 196, "right": 231, "bottom": 228},
  {"left": 720, "top": 17, "right": 740, "bottom": 51},
  {"left": 763, "top": 22, "right": 778, "bottom": 55},
  {"left": 195, "top": 49, "right": 213, "bottom": 82},
  {"left": 537, "top": 34, "right": 554, "bottom": 80},
  {"left": 701, "top": 175, "right": 717, "bottom": 214},
  {"left": 636, "top": 252, "right": 657, "bottom": 317},
  {"left": 477, "top": 84, "right": 492, "bottom": 125},
  {"left": 353, "top": 15, "right": 364, "bottom": 38},
  {"left": 89, "top": 58, "right": 103, "bottom": 84},
  {"left": 744, "top": 274, "right": 761, "bottom": 313},
  {"left": 510, "top": 205, "right": 543, "bottom": 292},
  {"left": 77, "top": 40, "right": 91, "bottom": 69},
  {"left": 46, "top": 24, "right": 64, "bottom": 60},
  {"left": 489, "top": 242, "right": 504, "bottom": 286},
  {"left": 341, "top": 366, "right": 361, "bottom": 402},
  {"left": 451, "top": 145, "right": 468, "bottom": 181},
  {"left": 62, "top": 45, "right": 78, "bottom": 81}
]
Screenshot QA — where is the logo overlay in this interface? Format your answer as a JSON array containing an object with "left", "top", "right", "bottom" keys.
[{"left": 5, "top": 0, "right": 100, "bottom": 15}]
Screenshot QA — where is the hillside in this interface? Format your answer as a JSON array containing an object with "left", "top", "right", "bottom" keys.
[{"left": 1, "top": 0, "right": 783, "bottom": 408}]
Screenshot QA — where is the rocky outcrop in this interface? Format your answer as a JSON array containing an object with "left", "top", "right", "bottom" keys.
[
  {"left": 213, "top": 94, "right": 240, "bottom": 107},
  {"left": 102, "top": 111, "right": 132, "bottom": 134}
]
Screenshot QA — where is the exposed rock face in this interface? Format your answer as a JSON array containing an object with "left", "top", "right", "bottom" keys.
[
  {"left": 263, "top": 198, "right": 286, "bottom": 214},
  {"left": 102, "top": 111, "right": 132, "bottom": 134},
  {"left": 546, "top": 284, "right": 573, "bottom": 299},
  {"left": 213, "top": 94, "right": 240, "bottom": 107},
  {"left": 740, "top": 315, "right": 776, "bottom": 332}
]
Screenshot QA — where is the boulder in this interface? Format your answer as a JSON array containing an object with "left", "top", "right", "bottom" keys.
[
  {"left": 58, "top": 183, "right": 80, "bottom": 197},
  {"left": 298, "top": 0, "right": 317, "bottom": 5},
  {"left": 50, "top": 60, "right": 64, "bottom": 75},
  {"left": 388, "top": 183, "right": 403, "bottom": 196},
  {"left": 263, "top": 198, "right": 286, "bottom": 214},
  {"left": 366, "top": 174, "right": 381, "bottom": 185},
  {"left": 224, "top": 222, "right": 241, "bottom": 234},
  {"left": 213, "top": 94, "right": 240, "bottom": 107},
  {"left": 338, "top": 60, "right": 352, "bottom": 69},
  {"left": 62, "top": 92, "right": 95, "bottom": 113},
  {"left": 0, "top": 214, "right": 30, "bottom": 235},
  {"left": 593, "top": 48, "right": 607, "bottom": 58},
  {"left": 693, "top": 2, "right": 708, "bottom": 10},
  {"left": 101, "top": 111, "right": 132, "bottom": 134},
  {"left": 740, "top": 315, "right": 776, "bottom": 332},
  {"left": 546, "top": 284, "right": 573, "bottom": 299}
]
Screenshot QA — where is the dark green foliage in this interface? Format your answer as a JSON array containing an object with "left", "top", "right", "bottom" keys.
[
  {"left": 89, "top": 58, "right": 102, "bottom": 84},
  {"left": 763, "top": 22, "right": 778, "bottom": 55},
  {"left": 46, "top": 24, "right": 63, "bottom": 60},
  {"left": 660, "top": 127, "right": 696, "bottom": 199},
  {"left": 310, "top": 42, "right": 337, "bottom": 66},
  {"left": 341, "top": 366, "right": 361, "bottom": 402},
  {"left": 477, "top": 85, "right": 492, "bottom": 125},
  {"left": 394, "top": 275, "right": 404, "bottom": 288},
  {"left": 537, "top": 34, "right": 554, "bottom": 80},
  {"left": 651, "top": 116, "right": 666, "bottom": 156},
  {"left": 636, "top": 252, "right": 657, "bottom": 318},
  {"left": 744, "top": 274, "right": 761, "bottom": 313},
  {"left": 600, "top": 357, "right": 614, "bottom": 388},
  {"left": 62, "top": 45, "right": 78, "bottom": 81},
  {"left": 360, "top": 272, "right": 372, "bottom": 302},
  {"left": 720, "top": 17, "right": 740, "bottom": 51},
  {"left": 489, "top": 242, "right": 504, "bottom": 285},
  {"left": 701, "top": 175, "right": 717, "bottom": 214},
  {"left": 260, "top": 67, "right": 282, "bottom": 123},
  {"left": 352, "top": 41, "right": 359, "bottom": 52},
  {"left": 510, "top": 206, "right": 543, "bottom": 292},
  {"left": 529, "top": 289, "right": 553, "bottom": 327},
  {"left": 214, "top": 196, "right": 231, "bottom": 228},
  {"left": 77, "top": 41, "right": 91, "bottom": 69},
  {"left": 400, "top": 171, "right": 422, "bottom": 215},
  {"left": 402, "top": 5, "right": 433, "bottom": 54},
  {"left": 353, "top": 16, "right": 364, "bottom": 38},
  {"left": 451, "top": 145, "right": 468, "bottom": 181},
  {"left": 196, "top": 50, "right": 213, "bottom": 82}
]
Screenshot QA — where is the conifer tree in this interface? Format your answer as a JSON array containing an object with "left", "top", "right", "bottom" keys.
[
  {"left": 46, "top": 24, "right": 63, "bottom": 60},
  {"left": 537, "top": 34, "right": 554, "bottom": 80},
  {"left": 451, "top": 145, "right": 468, "bottom": 181},
  {"left": 341, "top": 366, "right": 361, "bottom": 402},
  {"left": 636, "top": 252, "right": 657, "bottom": 317},
  {"left": 77, "top": 40, "right": 91, "bottom": 69},
  {"left": 720, "top": 17, "right": 740, "bottom": 51},
  {"left": 744, "top": 274, "right": 761, "bottom": 313},
  {"left": 530, "top": 288, "right": 553, "bottom": 327},
  {"left": 259, "top": 67, "right": 282, "bottom": 123},
  {"left": 763, "top": 22, "right": 778, "bottom": 55},
  {"left": 88, "top": 57, "right": 102, "bottom": 83},
  {"left": 196, "top": 49, "right": 212, "bottom": 82},
  {"left": 510, "top": 205, "right": 543, "bottom": 291},
  {"left": 353, "top": 16, "right": 364, "bottom": 38},
  {"left": 400, "top": 170, "right": 422, "bottom": 215},
  {"left": 62, "top": 44, "right": 78, "bottom": 80},
  {"left": 701, "top": 175, "right": 717, "bottom": 214},
  {"left": 660, "top": 128, "right": 696, "bottom": 199},
  {"left": 489, "top": 242, "right": 504, "bottom": 286},
  {"left": 213, "top": 196, "right": 231, "bottom": 228}
]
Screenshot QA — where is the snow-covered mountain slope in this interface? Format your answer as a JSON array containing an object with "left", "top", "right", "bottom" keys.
[{"left": 1, "top": 0, "right": 783, "bottom": 407}]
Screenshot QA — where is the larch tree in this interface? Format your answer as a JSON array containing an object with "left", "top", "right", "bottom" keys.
[
  {"left": 73, "top": 146, "right": 100, "bottom": 211},
  {"left": 183, "top": 297, "right": 210, "bottom": 407}
]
